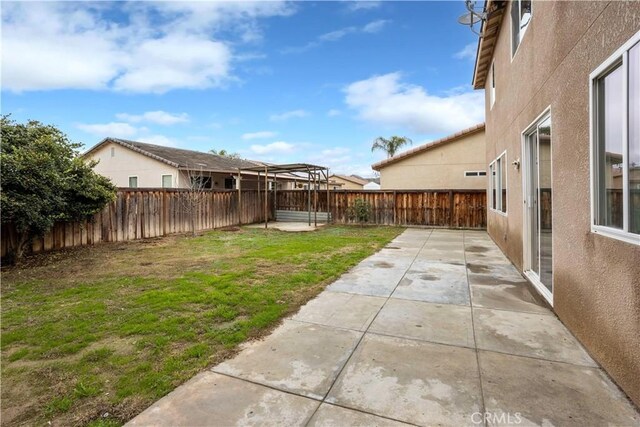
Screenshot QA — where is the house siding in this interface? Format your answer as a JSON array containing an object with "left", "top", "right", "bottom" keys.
[
  {"left": 377, "top": 130, "right": 486, "bottom": 190},
  {"left": 89, "top": 142, "right": 182, "bottom": 188},
  {"left": 330, "top": 176, "right": 366, "bottom": 190},
  {"left": 484, "top": 0, "right": 640, "bottom": 405}
]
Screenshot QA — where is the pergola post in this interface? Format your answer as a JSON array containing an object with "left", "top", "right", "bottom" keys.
[
  {"left": 237, "top": 170, "right": 242, "bottom": 225},
  {"left": 264, "top": 165, "right": 268, "bottom": 229},
  {"left": 307, "top": 167, "right": 311, "bottom": 226},
  {"left": 314, "top": 168, "right": 318, "bottom": 228},
  {"left": 325, "top": 168, "right": 330, "bottom": 224}
]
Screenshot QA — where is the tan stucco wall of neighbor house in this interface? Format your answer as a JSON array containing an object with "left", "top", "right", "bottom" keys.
[
  {"left": 331, "top": 176, "right": 365, "bottom": 190},
  {"left": 484, "top": 0, "right": 640, "bottom": 406},
  {"left": 88, "top": 142, "right": 182, "bottom": 188},
  {"left": 378, "top": 130, "right": 486, "bottom": 190}
]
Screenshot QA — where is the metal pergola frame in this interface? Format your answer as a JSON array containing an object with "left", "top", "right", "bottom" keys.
[{"left": 238, "top": 163, "right": 330, "bottom": 229}]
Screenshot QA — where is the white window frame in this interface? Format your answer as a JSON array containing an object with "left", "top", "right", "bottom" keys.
[
  {"left": 490, "top": 61, "right": 496, "bottom": 109},
  {"left": 128, "top": 176, "right": 138, "bottom": 188},
  {"left": 489, "top": 151, "right": 508, "bottom": 216},
  {"left": 521, "top": 107, "right": 554, "bottom": 306},
  {"left": 510, "top": 0, "right": 532, "bottom": 60},
  {"left": 589, "top": 30, "right": 640, "bottom": 245},
  {"left": 162, "top": 174, "right": 173, "bottom": 189}
]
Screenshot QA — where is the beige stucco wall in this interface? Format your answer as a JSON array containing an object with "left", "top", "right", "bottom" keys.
[
  {"left": 484, "top": 0, "right": 640, "bottom": 406},
  {"left": 377, "top": 130, "right": 486, "bottom": 190},
  {"left": 330, "top": 176, "right": 365, "bottom": 190},
  {"left": 88, "top": 142, "right": 182, "bottom": 188}
]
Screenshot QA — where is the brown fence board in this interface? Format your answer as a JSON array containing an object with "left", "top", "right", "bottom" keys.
[{"left": 1, "top": 189, "right": 485, "bottom": 257}]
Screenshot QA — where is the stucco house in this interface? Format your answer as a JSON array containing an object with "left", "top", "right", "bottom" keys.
[
  {"left": 473, "top": 0, "right": 639, "bottom": 406},
  {"left": 363, "top": 181, "right": 381, "bottom": 190},
  {"left": 84, "top": 138, "right": 300, "bottom": 190},
  {"left": 371, "top": 124, "right": 486, "bottom": 190},
  {"left": 327, "top": 174, "right": 370, "bottom": 190}
]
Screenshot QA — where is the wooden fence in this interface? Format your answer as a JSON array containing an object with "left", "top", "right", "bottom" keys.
[
  {"left": 276, "top": 190, "right": 486, "bottom": 228},
  {"left": 1, "top": 189, "right": 269, "bottom": 257},
  {"left": 1, "top": 189, "right": 486, "bottom": 258}
]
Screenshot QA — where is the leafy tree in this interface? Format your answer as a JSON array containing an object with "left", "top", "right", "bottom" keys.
[
  {"left": 1, "top": 116, "right": 116, "bottom": 261},
  {"left": 209, "top": 149, "right": 241, "bottom": 159},
  {"left": 371, "top": 136, "right": 413, "bottom": 158}
]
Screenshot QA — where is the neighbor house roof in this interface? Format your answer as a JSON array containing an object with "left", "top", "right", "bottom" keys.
[
  {"left": 84, "top": 137, "right": 260, "bottom": 172},
  {"left": 472, "top": 0, "right": 507, "bottom": 89},
  {"left": 371, "top": 123, "right": 485, "bottom": 171},
  {"left": 330, "top": 174, "right": 370, "bottom": 186}
]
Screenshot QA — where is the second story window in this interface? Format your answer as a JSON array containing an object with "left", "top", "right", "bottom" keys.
[{"left": 511, "top": 0, "right": 532, "bottom": 57}]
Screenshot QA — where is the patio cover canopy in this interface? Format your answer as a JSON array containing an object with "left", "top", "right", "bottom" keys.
[{"left": 238, "top": 163, "right": 330, "bottom": 229}]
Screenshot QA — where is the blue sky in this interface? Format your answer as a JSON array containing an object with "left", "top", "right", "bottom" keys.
[{"left": 1, "top": 1, "right": 484, "bottom": 176}]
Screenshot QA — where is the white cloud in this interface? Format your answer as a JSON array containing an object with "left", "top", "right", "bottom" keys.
[
  {"left": 1, "top": 1, "right": 294, "bottom": 93},
  {"left": 250, "top": 141, "right": 297, "bottom": 154},
  {"left": 344, "top": 72, "right": 485, "bottom": 135},
  {"left": 319, "top": 27, "right": 358, "bottom": 42},
  {"left": 269, "top": 110, "right": 309, "bottom": 121},
  {"left": 137, "top": 134, "right": 178, "bottom": 147},
  {"left": 327, "top": 109, "right": 342, "bottom": 117},
  {"left": 346, "top": 1, "right": 382, "bottom": 11},
  {"left": 282, "top": 19, "right": 390, "bottom": 54},
  {"left": 454, "top": 42, "right": 477, "bottom": 60},
  {"left": 77, "top": 118, "right": 177, "bottom": 147},
  {"left": 116, "top": 111, "right": 189, "bottom": 125},
  {"left": 76, "top": 122, "right": 138, "bottom": 138},
  {"left": 242, "top": 131, "right": 278, "bottom": 140},
  {"left": 113, "top": 34, "right": 233, "bottom": 93},
  {"left": 362, "top": 19, "right": 389, "bottom": 33}
]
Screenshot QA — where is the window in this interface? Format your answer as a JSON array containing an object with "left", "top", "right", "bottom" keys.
[
  {"left": 162, "top": 174, "right": 173, "bottom": 188},
  {"left": 224, "top": 177, "right": 235, "bottom": 189},
  {"left": 489, "top": 152, "right": 507, "bottom": 214},
  {"left": 511, "top": 0, "right": 532, "bottom": 57},
  {"left": 111, "top": 147, "right": 115, "bottom": 157},
  {"left": 465, "top": 171, "right": 487, "bottom": 177},
  {"left": 490, "top": 61, "right": 496, "bottom": 108},
  {"left": 128, "top": 176, "right": 138, "bottom": 188},
  {"left": 591, "top": 32, "right": 640, "bottom": 243},
  {"left": 190, "top": 175, "right": 212, "bottom": 189}
]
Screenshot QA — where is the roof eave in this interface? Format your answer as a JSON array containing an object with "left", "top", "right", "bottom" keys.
[
  {"left": 472, "top": 0, "right": 507, "bottom": 90},
  {"left": 372, "top": 123, "right": 485, "bottom": 170}
]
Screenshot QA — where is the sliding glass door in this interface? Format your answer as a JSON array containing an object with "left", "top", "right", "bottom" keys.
[{"left": 523, "top": 114, "right": 553, "bottom": 301}]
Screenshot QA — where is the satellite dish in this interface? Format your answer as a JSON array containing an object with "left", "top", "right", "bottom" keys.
[
  {"left": 458, "top": 0, "right": 488, "bottom": 37},
  {"left": 458, "top": 12, "right": 479, "bottom": 26}
]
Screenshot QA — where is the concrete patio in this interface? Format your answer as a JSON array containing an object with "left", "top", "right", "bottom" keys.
[{"left": 129, "top": 229, "right": 639, "bottom": 427}]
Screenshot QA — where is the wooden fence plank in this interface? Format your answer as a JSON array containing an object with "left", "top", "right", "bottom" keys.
[{"left": 1, "top": 189, "right": 486, "bottom": 257}]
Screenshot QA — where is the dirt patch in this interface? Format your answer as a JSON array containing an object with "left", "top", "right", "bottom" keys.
[
  {"left": 420, "top": 274, "right": 439, "bottom": 281},
  {"left": 218, "top": 226, "right": 241, "bottom": 232},
  {"left": 385, "top": 246, "right": 401, "bottom": 250}
]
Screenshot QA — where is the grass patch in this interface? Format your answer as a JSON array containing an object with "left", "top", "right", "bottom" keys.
[{"left": 1, "top": 225, "right": 402, "bottom": 426}]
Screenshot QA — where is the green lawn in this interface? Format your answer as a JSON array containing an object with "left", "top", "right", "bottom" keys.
[{"left": 0, "top": 225, "right": 402, "bottom": 426}]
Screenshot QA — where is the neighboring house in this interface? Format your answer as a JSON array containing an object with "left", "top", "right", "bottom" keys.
[
  {"left": 473, "top": 0, "right": 639, "bottom": 406},
  {"left": 371, "top": 124, "right": 486, "bottom": 190},
  {"left": 84, "top": 138, "right": 300, "bottom": 190},
  {"left": 363, "top": 181, "right": 381, "bottom": 191},
  {"left": 328, "top": 174, "right": 370, "bottom": 190}
]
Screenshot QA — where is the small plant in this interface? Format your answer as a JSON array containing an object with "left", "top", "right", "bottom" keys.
[{"left": 348, "top": 198, "right": 372, "bottom": 226}]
